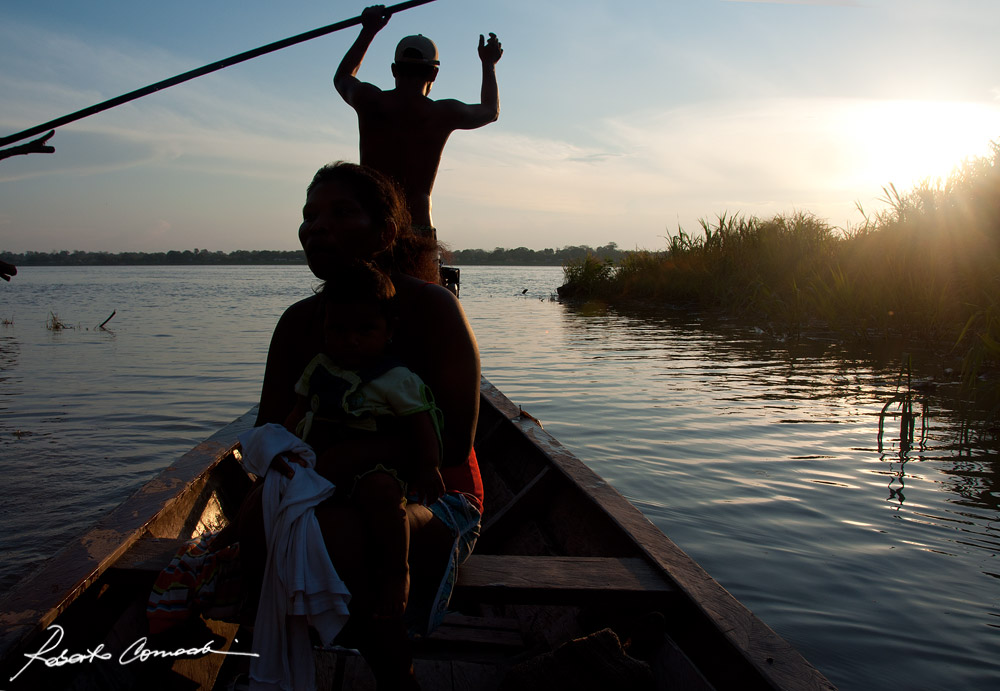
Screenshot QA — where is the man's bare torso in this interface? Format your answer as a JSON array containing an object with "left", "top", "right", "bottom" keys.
[
  {"left": 335, "top": 18, "right": 500, "bottom": 233},
  {"left": 356, "top": 90, "right": 460, "bottom": 227}
]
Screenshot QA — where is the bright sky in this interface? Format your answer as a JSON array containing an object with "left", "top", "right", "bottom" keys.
[{"left": 1, "top": 0, "right": 998, "bottom": 253}]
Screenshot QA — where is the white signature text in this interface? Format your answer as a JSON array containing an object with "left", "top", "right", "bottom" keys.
[{"left": 11, "top": 624, "right": 257, "bottom": 683}]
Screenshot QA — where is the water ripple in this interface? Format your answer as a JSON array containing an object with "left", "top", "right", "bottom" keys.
[
  {"left": 2, "top": 266, "right": 998, "bottom": 689},
  {"left": 461, "top": 267, "right": 1000, "bottom": 691}
]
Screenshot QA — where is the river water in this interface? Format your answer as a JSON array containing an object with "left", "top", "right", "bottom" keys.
[{"left": 1, "top": 265, "right": 997, "bottom": 690}]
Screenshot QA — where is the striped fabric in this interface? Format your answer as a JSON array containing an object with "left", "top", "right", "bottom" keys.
[{"left": 146, "top": 531, "right": 242, "bottom": 633}]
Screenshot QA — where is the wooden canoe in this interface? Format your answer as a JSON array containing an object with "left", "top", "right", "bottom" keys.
[{"left": 0, "top": 378, "right": 836, "bottom": 690}]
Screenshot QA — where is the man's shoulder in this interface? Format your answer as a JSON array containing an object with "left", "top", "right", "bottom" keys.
[
  {"left": 337, "top": 78, "right": 385, "bottom": 109},
  {"left": 427, "top": 98, "right": 498, "bottom": 130},
  {"left": 426, "top": 97, "right": 475, "bottom": 115}
]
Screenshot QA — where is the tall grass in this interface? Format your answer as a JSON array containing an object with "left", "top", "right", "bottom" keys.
[
  {"left": 565, "top": 211, "right": 838, "bottom": 326},
  {"left": 561, "top": 139, "right": 1000, "bottom": 397},
  {"left": 559, "top": 252, "right": 615, "bottom": 299}
]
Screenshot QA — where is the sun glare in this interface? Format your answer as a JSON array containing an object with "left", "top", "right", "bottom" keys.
[{"left": 843, "top": 100, "right": 999, "bottom": 192}]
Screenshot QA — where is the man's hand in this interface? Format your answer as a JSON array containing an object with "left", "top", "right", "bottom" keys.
[
  {"left": 361, "top": 5, "right": 390, "bottom": 33},
  {"left": 0, "top": 130, "right": 55, "bottom": 162},
  {"left": 0, "top": 259, "right": 16, "bottom": 282},
  {"left": 478, "top": 32, "right": 503, "bottom": 65},
  {"left": 23, "top": 130, "right": 56, "bottom": 155}
]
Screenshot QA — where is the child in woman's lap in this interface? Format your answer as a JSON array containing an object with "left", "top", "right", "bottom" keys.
[{"left": 283, "top": 261, "right": 444, "bottom": 617}]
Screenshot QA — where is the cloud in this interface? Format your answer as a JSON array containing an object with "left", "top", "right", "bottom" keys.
[
  {"left": 3, "top": 7, "right": 996, "bottom": 254},
  {"left": 0, "top": 17, "right": 353, "bottom": 183},
  {"left": 565, "top": 152, "right": 628, "bottom": 165},
  {"left": 722, "top": 0, "right": 860, "bottom": 5},
  {"left": 431, "top": 95, "right": 1000, "bottom": 249}
]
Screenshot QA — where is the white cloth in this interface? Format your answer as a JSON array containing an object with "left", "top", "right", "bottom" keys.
[{"left": 238, "top": 423, "right": 350, "bottom": 691}]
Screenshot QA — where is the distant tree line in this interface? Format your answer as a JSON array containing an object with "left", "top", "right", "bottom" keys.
[
  {"left": 2, "top": 249, "right": 306, "bottom": 266},
  {"left": 2, "top": 244, "right": 628, "bottom": 267},
  {"left": 445, "top": 243, "right": 625, "bottom": 266}
]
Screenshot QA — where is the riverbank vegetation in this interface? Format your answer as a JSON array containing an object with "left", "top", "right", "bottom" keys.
[
  {"left": 1, "top": 244, "right": 626, "bottom": 268},
  {"left": 2, "top": 248, "right": 307, "bottom": 266},
  {"left": 561, "top": 142, "right": 1000, "bottom": 406},
  {"left": 444, "top": 244, "right": 626, "bottom": 266}
]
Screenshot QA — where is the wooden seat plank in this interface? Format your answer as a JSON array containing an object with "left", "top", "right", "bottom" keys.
[
  {"left": 455, "top": 554, "right": 677, "bottom": 605},
  {"left": 423, "top": 615, "right": 524, "bottom": 649},
  {"left": 115, "top": 537, "right": 678, "bottom": 602}
]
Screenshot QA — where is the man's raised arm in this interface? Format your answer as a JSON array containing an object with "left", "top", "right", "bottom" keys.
[
  {"left": 444, "top": 32, "right": 503, "bottom": 131},
  {"left": 478, "top": 33, "right": 503, "bottom": 123},
  {"left": 334, "top": 5, "right": 390, "bottom": 103}
]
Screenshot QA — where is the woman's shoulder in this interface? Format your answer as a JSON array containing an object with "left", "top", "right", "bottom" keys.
[
  {"left": 391, "top": 275, "right": 477, "bottom": 369},
  {"left": 269, "top": 294, "right": 325, "bottom": 358},
  {"left": 276, "top": 293, "right": 322, "bottom": 327}
]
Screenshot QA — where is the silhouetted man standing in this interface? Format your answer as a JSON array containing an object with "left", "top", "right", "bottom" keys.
[{"left": 334, "top": 5, "right": 502, "bottom": 242}]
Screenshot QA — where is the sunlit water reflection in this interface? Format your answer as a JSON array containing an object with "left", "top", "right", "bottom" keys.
[{"left": 1, "top": 265, "right": 997, "bottom": 690}]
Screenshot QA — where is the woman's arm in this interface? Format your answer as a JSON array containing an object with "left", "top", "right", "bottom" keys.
[
  {"left": 433, "top": 294, "right": 480, "bottom": 467},
  {"left": 282, "top": 395, "right": 309, "bottom": 433},
  {"left": 256, "top": 297, "right": 319, "bottom": 426},
  {"left": 400, "top": 410, "right": 444, "bottom": 504},
  {"left": 395, "top": 278, "right": 480, "bottom": 468}
]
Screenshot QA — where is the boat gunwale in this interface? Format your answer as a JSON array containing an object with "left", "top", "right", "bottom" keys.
[
  {"left": 0, "top": 408, "right": 257, "bottom": 670},
  {"left": 0, "top": 382, "right": 835, "bottom": 690},
  {"left": 477, "top": 377, "right": 836, "bottom": 690}
]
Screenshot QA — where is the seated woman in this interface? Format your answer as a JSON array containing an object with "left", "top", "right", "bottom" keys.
[
  {"left": 242, "top": 162, "right": 483, "bottom": 689},
  {"left": 285, "top": 261, "right": 446, "bottom": 620}
]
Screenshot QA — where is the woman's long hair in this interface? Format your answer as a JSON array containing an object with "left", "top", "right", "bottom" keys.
[{"left": 307, "top": 162, "right": 439, "bottom": 283}]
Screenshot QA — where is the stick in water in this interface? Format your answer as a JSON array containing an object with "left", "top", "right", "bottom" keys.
[{"left": 97, "top": 310, "right": 116, "bottom": 330}]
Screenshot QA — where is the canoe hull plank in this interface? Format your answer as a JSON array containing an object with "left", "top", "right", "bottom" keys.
[{"left": 0, "top": 381, "right": 835, "bottom": 691}]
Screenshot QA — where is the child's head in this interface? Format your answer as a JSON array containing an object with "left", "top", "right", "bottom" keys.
[{"left": 319, "top": 261, "right": 396, "bottom": 368}]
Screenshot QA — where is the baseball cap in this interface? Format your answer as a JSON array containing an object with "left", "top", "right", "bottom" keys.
[{"left": 394, "top": 35, "right": 440, "bottom": 66}]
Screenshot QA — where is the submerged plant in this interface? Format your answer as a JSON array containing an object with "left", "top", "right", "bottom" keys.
[
  {"left": 956, "top": 295, "right": 1000, "bottom": 433},
  {"left": 878, "top": 355, "right": 928, "bottom": 455},
  {"left": 46, "top": 312, "right": 72, "bottom": 330}
]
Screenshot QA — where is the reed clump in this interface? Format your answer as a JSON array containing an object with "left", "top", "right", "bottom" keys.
[
  {"left": 563, "top": 211, "right": 839, "bottom": 327},
  {"left": 563, "top": 141, "right": 1000, "bottom": 335},
  {"left": 560, "top": 139, "right": 1000, "bottom": 396},
  {"left": 558, "top": 253, "right": 616, "bottom": 300}
]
